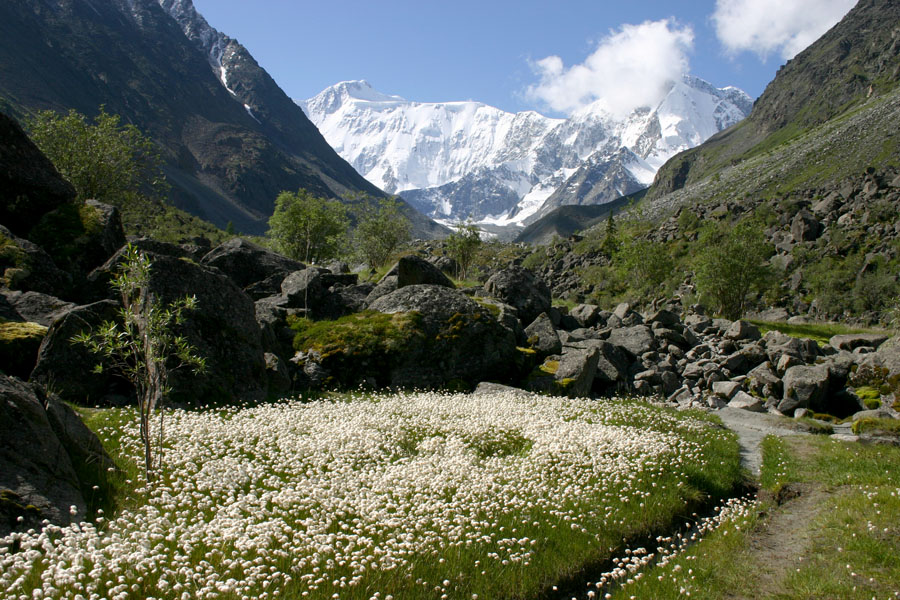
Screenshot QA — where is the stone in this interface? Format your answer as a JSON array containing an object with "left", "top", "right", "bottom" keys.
[
  {"left": 570, "top": 303, "right": 601, "bottom": 328},
  {"left": 1, "top": 290, "right": 75, "bottom": 326},
  {"left": 747, "top": 362, "right": 783, "bottom": 398},
  {"left": 779, "top": 365, "right": 831, "bottom": 413},
  {"left": 729, "top": 391, "right": 766, "bottom": 412},
  {"left": 0, "top": 112, "right": 76, "bottom": 238},
  {"left": 396, "top": 255, "right": 455, "bottom": 289},
  {"left": 264, "top": 352, "right": 292, "bottom": 397},
  {"left": 0, "top": 319, "right": 48, "bottom": 379},
  {"left": 607, "top": 325, "right": 655, "bottom": 358},
  {"left": 0, "top": 375, "right": 113, "bottom": 536},
  {"left": 829, "top": 333, "right": 889, "bottom": 352},
  {"left": 30, "top": 300, "right": 128, "bottom": 403},
  {"left": 646, "top": 309, "right": 681, "bottom": 327},
  {"left": 201, "top": 237, "right": 305, "bottom": 291},
  {"left": 684, "top": 314, "right": 712, "bottom": 332},
  {"left": 711, "top": 380, "right": 742, "bottom": 400},
  {"left": 0, "top": 224, "right": 72, "bottom": 297},
  {"left": 524, "top": 312, "right": 562, "bottom": 356},
  {"left": 483, "top": 266, "right": 551, "bottom": 326},
  {"left": 473, "top": 381, "right": 532, "bottom": 397},
  {"left": 724, "top": 320, "right": 761, "bottom": 341},
  {"left": 791, "top": 209, "right": 822, "bottom": 242},
  {"left": 365, "top": 285, "right": 519, "bottom": 388}
]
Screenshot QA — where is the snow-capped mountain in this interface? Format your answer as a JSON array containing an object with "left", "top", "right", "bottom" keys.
[{"left": 299, "top": 78, "right": 752, "bottom": 227}]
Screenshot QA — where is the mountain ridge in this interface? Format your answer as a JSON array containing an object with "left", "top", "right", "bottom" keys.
[
  {"left": 300, "top": 77, "right": 751, "bottom": 227},
  {"left": 0, "top": 0, "right": 444, "bottom": 238}
]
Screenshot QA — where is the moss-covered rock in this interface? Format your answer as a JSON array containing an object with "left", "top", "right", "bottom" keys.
[
  {"left": 294, "top": 285, "right": 519, "bottom": 390},
  {"left": 0, "top": 319, "right": 48, "bottom": 378}
]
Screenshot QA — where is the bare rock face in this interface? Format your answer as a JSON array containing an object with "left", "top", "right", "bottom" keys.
[
  {"left": 0, "top": 112, "right": 76, "bottom": 238},
  {"left": 483, "top": 266, "right": 551, "bottom": 326},
  {"left": 0, "top": 375, "right": 114, "bottom": 536}
]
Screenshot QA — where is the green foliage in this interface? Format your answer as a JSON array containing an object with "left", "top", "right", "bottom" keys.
[
  {"left": 445, "top": 222, "right": 483, "bottom": 279},
  {"left": 852, "top": 417, "right": 900, "bottom": 435},
  {"left": 854, "top": 386, "right": 882, "bottom": 410},
  {"left": 28, "top": 107, "right": 167, "bottom": 205},
  {"left": 267, "top": 189, "right": 349, "bottom": 263},
  {"left": 618, "top": 237, "right": 674, "bottom": 298},
  {"left": 353, "top": 197, "right": 411, "bottom": 270},
  {"left": 72, "top": 244, "right": 206, "bottom": 481},
  {"left": 693, "top": 218, "right": 773, "bottom": 319}
]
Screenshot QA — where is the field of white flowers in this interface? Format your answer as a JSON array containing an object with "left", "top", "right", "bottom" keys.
[{"left": 0, "top": 391, "right": 742, "bottom": 600}]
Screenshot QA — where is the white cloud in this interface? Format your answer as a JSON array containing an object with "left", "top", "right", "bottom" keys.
[
  {"left": 526, "top": 19, "right": 694, "bottom": 117},
  {"left": 712, "top": 0, "right": 855, "bottom": 60}
]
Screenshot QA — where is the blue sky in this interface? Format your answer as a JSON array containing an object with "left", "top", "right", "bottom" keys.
[{"left": 191, "top": 0, "right": 855, "bottom": 116}]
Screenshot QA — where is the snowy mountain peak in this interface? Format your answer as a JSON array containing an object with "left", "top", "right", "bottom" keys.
[
  {"left": 301, "top": 77, "right": 751, "bottom": 228},
  {"left": 158, "top": 0, "right": 230, "bottom": 87}
]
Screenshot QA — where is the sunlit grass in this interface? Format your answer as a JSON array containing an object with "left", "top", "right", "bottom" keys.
[
  {"left": 1, "top": 392, "right": 741, "bottom": 600},
  {"left": 748, "top": 319, "right": 885, "bottom": 346}
]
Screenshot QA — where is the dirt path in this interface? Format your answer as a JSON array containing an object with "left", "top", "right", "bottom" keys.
[{"left": 715, "top": 407, "right": 811, "bottom": 475}]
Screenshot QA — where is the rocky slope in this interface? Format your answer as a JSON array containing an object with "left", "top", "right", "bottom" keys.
[
  {"left": 0, "top": 0, "right": 442, "bottom": 238},
  {"left": 645, "top": 0, "right": 900, "bottom": 207},
  {"left": 300, "top": 77, "right": 751, "bottom": 227}
]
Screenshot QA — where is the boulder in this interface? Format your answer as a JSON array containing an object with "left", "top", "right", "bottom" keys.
[
  {"left": 829, "top": 333, "right": 889, "bottom": 352},
  {"left": 322, "top": 285, "right": 520, "bottom": 389},
  {"left": 711, "top": 380, "right": 742, "bottom": 400},
  {"left": 646, "top": 309, "right": 681, "bottom": 327},
  {"left": 280, "top": 268, "right": 358, "bottom": 320},
  {"left": 729, "top": 390, "right": 766, "bottom": 412},
  {"left": 0, "top": 320, "right": 48, "bottom": 379},
  {"left": 524, "top": 312, "right": 562, "bottom": 356},
  {"left": 141, "top": 254, "right": 267, "bottom": 404},
  {"left": 483, "top": 266, "right": 551, "bottom": 326},
  {"left": 0, "top": 112, "right": 76, "bottom": 238},
  {"left": 570, "top": 303, "right": 601, "bottom": 328},
  {"left": 526, "top": 345, "right": 599, "bottom": 398},
  {"left": 791, "top": 209, "right": 822, "bottom": 242},
  {"left": 201, "top": 237, "right": 305, "bottom": 291},
  {"left": 746, "top": 362, "right": 783, "bottom": 398},
  {"left": 0, "top": 375, "right": 114, "bottom": 536},
  {"left": 724, "top": 320, "right": 761, "bottom": 341},
  {"left": 473, "top": 381, "right": 532, "bottom": 398},
  {"left": 779, "top": 365, "right": 831, "bottom": 413},
  {"left": 1, "top": 290, "right": 75, "bottom": 326},
  {"left": 396, "top": 255, "right": 455, "bottom": 289},
  {"left": 0, "top": 224, "right": 72, "bottom": 297},
  {"left": 607, "top": 325, "right": 655, "bottom": 358},
  {"left": 30, "top": 300, "right": 128, "bottom": 403}
]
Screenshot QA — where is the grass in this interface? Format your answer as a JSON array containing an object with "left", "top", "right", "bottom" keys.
[
  {"left": 608, "top": 434, "right": 900, "bottom": 599},
  {"left": 748, "top": 319, "right": 885, "bottom": 346},
  {"left": 2, "top": 393, "right": 743, "bottom": 600}
]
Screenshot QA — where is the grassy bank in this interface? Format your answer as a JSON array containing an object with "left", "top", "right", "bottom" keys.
[{"left": 606, "top": 433, "right": 900, "bottom": 599}]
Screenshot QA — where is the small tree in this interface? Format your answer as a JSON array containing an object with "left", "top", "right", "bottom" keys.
[
  {"left": 28, "top": 107, "right": 167, "bottom": 205},
  {"left": 354, "top": 197, "right": 411, "bottom": 271},
  {"left": 72, "top": 245, "right": 206, "bottom": 481},
  {"left": 446, "top": 222, "right": 482, "bottom": 280},
  {"left": 267, "top": 189, "right": 349, "bottom": 263},
  {"left": 601, "top": 212, "right": 621, "bottom": 255},
  {"left": 693, "top": 219, "right": 773, "bottom": 319}
]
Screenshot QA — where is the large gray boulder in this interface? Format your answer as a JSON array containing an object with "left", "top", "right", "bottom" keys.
[
  {"left": 30, "top": 300, "right": 126, "bottom": 403},
  {"left": 1, "top": 290, "right": 75, "bottom": 326},
  {"left": 526, "top": 345, "right": 599, "bottom": 398},
  {"left": 297, "top": 285, "right": 520, "bottom": 389},
  {"left": 0, "top": 375, "right": 114, "bottom": 536},
  {"left": 607, "top": 325, "right": 656, "bottom": 358},
  {"left": 483, "top": 266, "right": 551, "bottom": 326},
  {"left": 201, "top": 237, "right": 305, "bottom": 293},
  {"left": 141, "top": 254, "right": 267, "bottom": 404},
  {"left": 779, "top": 364, "right": 831, "bottom": 413},
  {"left": 524, "top": 312, "right": 562, "bottom": 356},
  {"left": 396, "top": 255, "right": 455, "bottom": 289},
  {"left": 829, "top": 333, "right": 889, "bottom": 352},
  {"left": 0, "top": 224, "right": 71, "bottom": 297}
]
